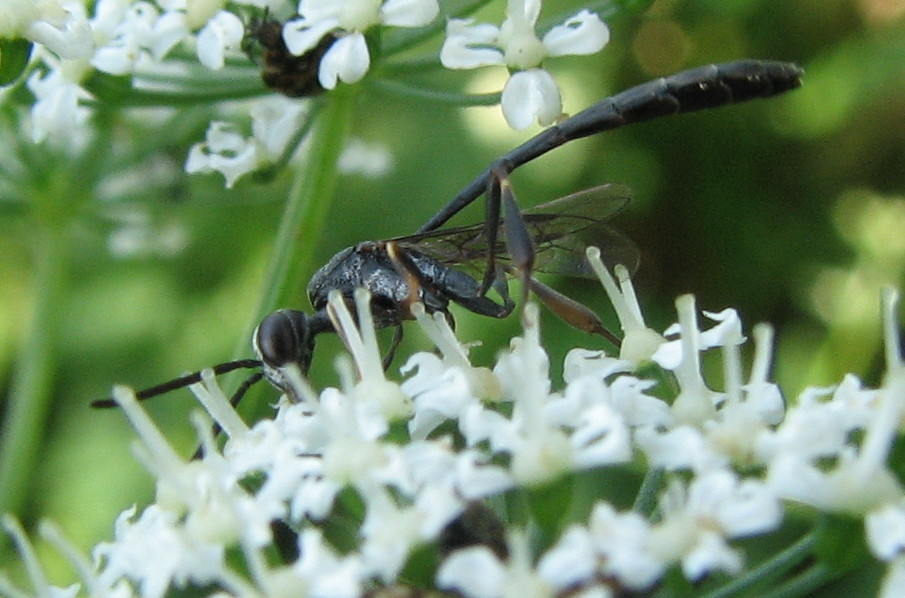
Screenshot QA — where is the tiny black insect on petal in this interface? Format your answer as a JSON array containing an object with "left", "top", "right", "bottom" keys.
[
  {"left": 439, "top": 502, "right": 509, "bottom": 560},
  {"left": 246, "top": 18, "right": 338, "bottom": 98}
]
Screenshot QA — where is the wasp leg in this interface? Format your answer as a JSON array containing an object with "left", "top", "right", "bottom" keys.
[
  {"left": 382, "top": 324, "right": 404, "bottom": 371},
  {"left": 386, "top": 241, "right": 423, "bottom": 305},
  {"left": 448, "top": 266, "right": 516, "bottom": 319},
  {"left": 383, "top": 242, "right": 455, "bottom": 367},
  {"left": 91, "top": 358, "right": 262, "bottom": 408},
  {"left": 478, "top": 163, "right": 536, "bottom": 302},
  {"left": 478, "top": 163, "right": 504, "bottom": 294},
  {"left": 387, "top": 240, "right": 511, "bottom": 324},
  {"left": 452, "top": 292, "right": 515, "bottom": 319}
]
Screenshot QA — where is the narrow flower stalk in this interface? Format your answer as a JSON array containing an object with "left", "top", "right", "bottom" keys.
[
  {"left": 441, "top": 0, "right": 610, "bottom": 128},
  {"left": 1, "top": 515, "right": 66, "bottom": 598},
  {"left": 664, "top": 294, "right": 718, "bottom": 426},
  {"left": 189, "top": 369, "right": 250, "bottom": 441},
  {"left": 327, "top": 288, "right": 412, "bottom": 420},
  {"left": 586, "top": 247, "right": 665, "bottom": 362},
  {"left": 111, "top": 386, "right": 187, "bottom": 488}
]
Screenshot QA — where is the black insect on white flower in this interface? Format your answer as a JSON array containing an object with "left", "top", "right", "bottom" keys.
[
  {"left": 94, "top": 60, "right": 803, "bottom": 421},
  {"left": 245, "top": 16, "right": 338, "bottom": 97}
]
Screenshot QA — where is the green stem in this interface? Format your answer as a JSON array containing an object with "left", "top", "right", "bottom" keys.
[
  {"left": 632, "top": 467, "right": 664, "bottom": 516},
  {"left": 228, "top": 85, "right": 359, "bottom": 402},
  {"left": 83, "top": 72, "right": 268, "bottom": 108},
  {"left": 757, "top": 563, "right": 834, "bottom": 598},
  {"left": 0, "top": 227, "right": 69, "bottom": 518},
  {"left": 698, "top": 533, "right": 816, "bottom": 598},
  {"left": 366, "top": 78, "right": 501, "bottom": 106},
  {"left": 266, "top": 85, "right": 359, "bottom": 310}
]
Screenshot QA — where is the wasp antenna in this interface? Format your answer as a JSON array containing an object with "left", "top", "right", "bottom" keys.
[
  {"left": 91, "top": 358, "right": 262, "bottom": 409},
  {"left": 228, "top": 370, "right": 265, "bottom": 407}
]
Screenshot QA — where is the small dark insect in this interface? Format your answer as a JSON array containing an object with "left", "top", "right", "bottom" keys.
[
  {"left": 245, "top": 17, "right": 337, "bottom": 97},
  {"left": 93, "top": 60, "right": 803, "bottom": 415},
  {"left": 439, "top": 502, "right": 508, "bottom": 560}
]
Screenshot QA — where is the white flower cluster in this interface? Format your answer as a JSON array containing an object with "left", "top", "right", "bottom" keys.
[
  {"left": 5, "top": 249, "right": 905, "bottom": 598},
  {"left": 282, "top": 0, "right": 440, "bottom": 90},
  {"left": 7, "top": 0, "right": 610, "bottom": 185},
  {"left": 9, "top": 0, "right": 240, "bottom": 145},
  {"left": 441, "top": 0, "right": 610, "bottom": 129}
]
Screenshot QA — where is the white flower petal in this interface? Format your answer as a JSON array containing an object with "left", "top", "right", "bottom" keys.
[
  {"left": 26, "top": 5, "right": 94, "bottom": 59},
  {"left": 185, "top": 122, "right": 260, "bottom": 188},
  {"left": 867, "top": 503, "right": 905, "bottom": 560},
  {"left": 437, "top": 546, "right": 505, "bottom": 597},
  {"left": 682, "top": 530, "right": 742, "bottom": 580},
  {"left": 881, "top": 556, "right": 905, "bottom": 598},
  {"left": 501, "top": 69, "right": 562, "bottom": 130},
  {"left": 27, "top": 69, "right": 90, "bottom": 146},
  {"left": 498, "top": 0, "right": 546, "bottom": 69},
  {"left": 195, "top": 10, "right": 243, "bottom": 70},
  {"left": 318, "top": 33, "right": 370, "bottom": 89},
  {"left": 542, "top": 10, "right": 609, "bottom": 57},
  {"left": 381, "top": 0, "right": 439, "bottom": 28},
  {"left": 440, "top": 19, "right": 504, "bottom": 69},
  {"left": 251, "top": 97, "right": 308, "bottom": 158},
  {"left": 148, "top": 10, "right": 189, "bottom": 60},
  {"left": 505, "top": 0, "right": 541, "bottom": 28},
  {"left": 700, "top": 308, "right": 745, "bottom": 347},
  {"left": 588, "top": 503, "right": 664, "bottom": 589},
  {"left": 537, "top": 526, "right": 596, "bottom": 589},
  {"left": 91, "top": 44, "right": 137, "bottom": 75},
  {"left": 283, "top": 18, "right": 338, "bottom": 55},
  {"left": 298, "top": 0, "right": 344, "bottom": 23},
  {"left": 454, "top": 452, "right": 513, "bottom": 499},
  {"left": 337, "top": 137, "right": 394, "bottom": 177}
]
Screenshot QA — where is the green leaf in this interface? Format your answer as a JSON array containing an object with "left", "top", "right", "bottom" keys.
[
  {"left": 812, "top": 512, "right": 870, "bottom": 573},
  {"left": 81, "top": 70, "right": 136, "bottom": 103},
  {"left": 613, "top": 0, "right": 656, "bottom": 13},
  {"left": 524, "top": 474, "right": 574, "bottom": 545},
  {"left": 0, "top": 38, "right": 33, "bottom": 86},
  {"left": 886, "top": 432, "right": 905, "bottom": 487}
]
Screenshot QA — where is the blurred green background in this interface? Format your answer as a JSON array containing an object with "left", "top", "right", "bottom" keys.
[{"left": 2, "top": 0, "right": 905, "bottom": 590}]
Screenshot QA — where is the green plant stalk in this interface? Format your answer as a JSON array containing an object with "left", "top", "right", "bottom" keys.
[
  {"left": 632, "top": 467, "right": 663, "bottom": 516},
  {"left": 366, "top": 78, "right": 501, "bottom": 106},
  {"left": 228, "top": 85, "right": 359, "bottom": 409},
  {"left": 0, "top": 227, "right": 70, "bottom": 518},
  {"left": 697, "top": 533, "right": 815, "bottom": 598},
  {"left": 757, "top": 563, "right": 834, "bottom": 598}
]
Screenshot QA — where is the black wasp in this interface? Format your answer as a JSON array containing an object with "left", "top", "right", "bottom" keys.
[
  {"left": 93, "top": 59, "right": 803, "bottom": 409},
  {"left": 93, "top": 185, "right": 635, "bottom": 407}
]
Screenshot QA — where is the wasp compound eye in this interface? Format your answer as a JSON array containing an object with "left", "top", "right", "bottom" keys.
[{"left": 255, "top": 309, "right": 314, "bottom": 369}]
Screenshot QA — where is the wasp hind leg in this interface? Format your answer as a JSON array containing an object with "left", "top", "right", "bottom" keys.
[
  {"left": 382, "top": 324, "right": 404, "bottom": 371},
  {"left": 449, "top": 265, "right": 516, "bottom": 319},
  {"left": 478, "top": 163, "right": 536, "bottom": 302}
]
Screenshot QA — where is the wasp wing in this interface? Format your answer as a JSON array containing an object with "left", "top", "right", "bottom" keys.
[{"left": 392, "top": 184, "right": 638, "bottom": 279}]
